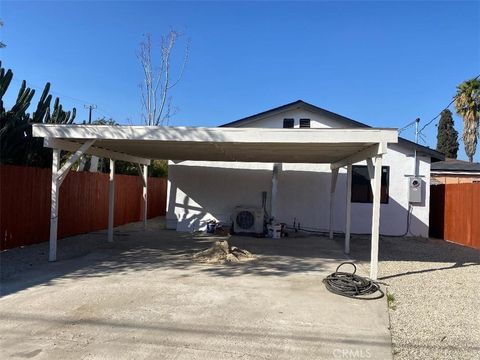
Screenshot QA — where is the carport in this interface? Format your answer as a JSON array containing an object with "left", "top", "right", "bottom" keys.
[{"left": 32, "top": 124, "right": 398, "bottom": 279}]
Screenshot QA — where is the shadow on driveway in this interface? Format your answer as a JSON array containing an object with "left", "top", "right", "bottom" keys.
[
  {"left": 1, "top": 217, "right": 348, "bottom": 296},
  {"left": 348, "top": 234, "right": 479, "bottom": 280}
]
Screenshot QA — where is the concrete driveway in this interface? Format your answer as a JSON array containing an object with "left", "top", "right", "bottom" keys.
[{"left": 0, "top": 219, "right": 392, "bottom": 359}]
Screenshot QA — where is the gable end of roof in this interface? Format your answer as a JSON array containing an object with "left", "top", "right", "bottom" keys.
[{"left": 220, "top": 100, "right": 445, "bottom": 161}]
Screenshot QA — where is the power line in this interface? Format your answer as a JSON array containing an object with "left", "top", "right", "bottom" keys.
[
  {"left": 419, "top": 73, "right": 480, "bottom": 134},
  {"left": 11, "top": 78, "right": 91, "bottom": 104},
  {"left": 397, "top": 73, "right": 480, "bottom": 148},
  {"left": 398, "top": 118, "right": 418, "bottom": 133},
  {"left": 9, "top": 78, "right": 116, "bottom": 120},
  {"left": 418, "top": 98, "right": 456, "bottom": 133}
]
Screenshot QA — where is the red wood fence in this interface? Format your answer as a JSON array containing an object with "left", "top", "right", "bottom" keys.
[
  {"left": 430, "top": 183, "right": 480, "bottom": 249},
  {"left": 0, "top": 165, "right": 167, "bottom": 250}
]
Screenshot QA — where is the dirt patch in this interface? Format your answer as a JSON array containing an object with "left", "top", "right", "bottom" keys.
[{"left": 192, "top": 240, "right": 256, "bottom": 264}]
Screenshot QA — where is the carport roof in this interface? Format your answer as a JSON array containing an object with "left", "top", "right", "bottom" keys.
[
  {"left": 33, "top": 124, "right": 398, "bottom": 165},
  {"left": 33, "top": 123, "right": 397, "bottom": 280}
]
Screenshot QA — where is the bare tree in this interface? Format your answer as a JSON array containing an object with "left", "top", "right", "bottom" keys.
[
  {"left": 0, "top": 20, "right": 6, "bottom": 48},
  {"left": 138, "top": 30, "right": 189, "bottom": 126}
]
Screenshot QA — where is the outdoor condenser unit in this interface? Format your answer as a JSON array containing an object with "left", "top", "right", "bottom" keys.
[
  {"left": 233, "top": 207, "right": 264, "bottom": 234},
  {"left": 408, "top": 177, "right": 423, "bottom": 203}
]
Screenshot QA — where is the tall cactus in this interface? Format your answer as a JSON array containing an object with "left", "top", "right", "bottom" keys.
[
  {"left": 0, "top": 76, "right": 34, "bottom": 163},
  {"left": 32, "top": 82, "right": 52, "bottom": 123},
  {"left": 49, "top": 97, "right": 76, "bottom": 124},
  {"left": 0, "top": 63, "right": 13, "bottom": 122},
  {"left": 0, "top": 65, "right": 13, "bottom": 106},
  {"left": 0, "top": 62, "right": 77, "bottom": 167},
  {"left": 10, "top": 80, "right": 35, "bottom": 116}
]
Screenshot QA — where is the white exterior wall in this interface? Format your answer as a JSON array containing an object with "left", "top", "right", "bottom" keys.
[
  {"left": 236, "top": 108, "right": 346, "bottom": 129},
  {"left": 167, "top": 108, "right": 432, "bottom": 237}
]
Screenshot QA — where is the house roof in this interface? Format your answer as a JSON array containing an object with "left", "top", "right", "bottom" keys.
[
  {"left": 431, "top": 159, "right": 480, "bottom": 173},
  {"left": 220, "top": 100, "right": 445, "bottom": 162}
]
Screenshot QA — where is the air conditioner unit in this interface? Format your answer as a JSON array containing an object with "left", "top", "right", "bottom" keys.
[
  {"left": 233, "top": 207, "right": 264, "bottom": 234},
  {"left": 408, "top": 177, "right": 422, "bottom": 203}
]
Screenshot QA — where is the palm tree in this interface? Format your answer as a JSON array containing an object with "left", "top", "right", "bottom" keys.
[{"left": 454, "top": 78, "right": 480, "bottom": 162}]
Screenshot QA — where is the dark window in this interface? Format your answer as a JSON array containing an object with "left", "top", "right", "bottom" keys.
[
  {"left": 351, "top": 165, "right": 389, "bottom": 204},
  {"left": 283, "top": 118, "right": 294, "bottom": 128},
  {"left": 299, "top": 118, "right": 311, "bottom": 128}
]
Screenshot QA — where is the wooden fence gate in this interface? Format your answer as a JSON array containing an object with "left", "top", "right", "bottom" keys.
[{"left": 429, "top": 183, "right": 480, "bottom": 249}]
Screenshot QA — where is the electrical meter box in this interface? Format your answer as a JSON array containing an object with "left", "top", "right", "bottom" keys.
[{"left": 408, "top": 177, "right": 422, "bottom": 203}]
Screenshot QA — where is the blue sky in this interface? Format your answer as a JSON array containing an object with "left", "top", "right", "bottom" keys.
[{"left": 1, "top": 1, "right": 479, "bottom": 161}]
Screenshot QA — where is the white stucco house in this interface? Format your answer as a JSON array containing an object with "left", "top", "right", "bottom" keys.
[{"left": 166, "top": 100, "right": 444, "bottom": 238}]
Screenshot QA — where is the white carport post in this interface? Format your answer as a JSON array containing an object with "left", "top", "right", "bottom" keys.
[
  {"left": 137, "top": 164, "right": 148, "bottom": 230},
  {"left": 330, "top": 142, "right": 388, "bottom": 280},
  {"left": 366, "top": 158, "right": 375, "bottom": 190},
  {"left": 329, "top": 168, "right": 339, "bottom": 239},
  {"left": 142, "top": 164, "right": 148, "bottom": 230},
  {"left": 344, "top": 164, "right": 352, "bottom": 254},
  {"left": 48, "top": 140, "right": 95, "bottom": 261},
  {"left": 108, "top": 159, "right": 115, "bottom": 242},
  {"left": 49, "top": 149, "right": 60, "bottom": 262},
  {"left": 271, "top": 163, "right": 280, "bottom": 220},
  {"left": 370, "top": 154, "right": 383, "bottom": 280}
]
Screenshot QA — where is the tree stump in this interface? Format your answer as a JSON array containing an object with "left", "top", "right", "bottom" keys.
[{"left": 193, "top": 240, "right": 255, "bottom": 264}]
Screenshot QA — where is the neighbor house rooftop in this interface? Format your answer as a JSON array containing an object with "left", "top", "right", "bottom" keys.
[{"left": 431, "top": 158, "right": 480, "bottom": 173}]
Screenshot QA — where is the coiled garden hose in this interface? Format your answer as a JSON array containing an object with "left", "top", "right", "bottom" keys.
[{"left": 323, "top": 262, "right": 385, "bottom": 300}]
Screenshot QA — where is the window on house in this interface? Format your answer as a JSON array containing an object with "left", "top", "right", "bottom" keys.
[
  {"left": 351, "top": 165, "right": 390, "bottom": 204},
  {"left": 299, "top": 118, "right": 311, "bottom": 128},
  {"left": 283, "top": 118, "right": 294, "bottom": 128}
]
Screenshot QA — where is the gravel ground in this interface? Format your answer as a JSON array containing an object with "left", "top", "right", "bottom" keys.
[{"left": 351, "top": 236, "right": 480, "bottom": 360}]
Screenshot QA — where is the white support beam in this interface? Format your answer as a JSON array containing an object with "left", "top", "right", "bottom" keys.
[
  {"left": 44, "top": 138, "right": 150, "bottom": 166},
  {"left": 56, "top": 140, "right": 95, "bottom": 186},
  {"left": 108, "top": 159, "right": 115, "bottom": 242},
  {"left": 136, "top": 164, "right": 147, "bottom": 187},
  {"left": 370, "top": 155, "right": 383, "bottom": 280},
  {"left": 271, "top": 163, "right": 281, "bottom": 220},
  {"left": 89, "top": 156, "right": 99, "bottom": 172},
  {"left": 136, "top": 163, "right": 148, "bottom": 229},
  {"left": 329, "top": 168, "right": 339, "bottom": 239},
  {"left": 142, "top": 164, "right": 148, "bottom": 230},
  {"left": 49, "top": 149, "right": 60, "bottom": 262},
  {"left": 78, "top": 156, "right": 87, "bottom": 171},
  {"left": 345, "top": 164, "right": 352, "bottom": 254},
  {"left": 366, "top": 157, "right": 375, "bottom": 191},
  {"left": 331, "top": 142, "right": 387, "bottom": 170},
  {"left": 212, "top": 143, "right": 236, "bottom": 162}
]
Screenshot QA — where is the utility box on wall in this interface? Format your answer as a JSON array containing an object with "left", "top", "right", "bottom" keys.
[{"left": 409, "top": 177, "right": 423, "bottom": 203}]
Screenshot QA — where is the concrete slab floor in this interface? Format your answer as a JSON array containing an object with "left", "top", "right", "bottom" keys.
[{"left": 0, "top": 218, "right": 392, "bottom": 360}]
